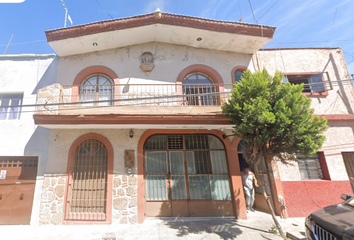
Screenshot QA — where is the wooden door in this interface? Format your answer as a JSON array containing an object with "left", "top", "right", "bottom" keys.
[{"left": 342, "top": 152, "right": 354, "bottom": 192}]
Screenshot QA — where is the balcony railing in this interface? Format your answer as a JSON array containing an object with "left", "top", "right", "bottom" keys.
[
  {"left": 36, "top": 83, "right": 234, "bottom": 114},
  {"left": 61, "top": 83, "right": 234, "bottom": 107}
]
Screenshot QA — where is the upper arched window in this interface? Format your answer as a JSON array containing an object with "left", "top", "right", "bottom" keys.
[
  {"left": 80, "top": 73, "right": 114, "bottom": 106},
  {"left": 232, "top": 67, "right": 247, "bottom": 84},
  {"left": 182, "top": 72, "right": 217, "bottom": 106}
]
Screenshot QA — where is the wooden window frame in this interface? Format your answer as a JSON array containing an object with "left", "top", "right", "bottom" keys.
[{"left": 63, "top": 133, "right": 113, "bottom": 225}]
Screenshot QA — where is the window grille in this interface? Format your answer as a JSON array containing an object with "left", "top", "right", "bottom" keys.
[
  {"left": 144, "top": 135, "right": 231, "bottom": 201},
  {"left": 298, "top": 153, "right": 323, "bottom": 180},
  {"left": 66, "top": 139, "right": 108, "bottom": 220},
  {"left": 182, "top": 72, "right": 217, "bottom": 106},
  {"left": 79, "top": 73, "right": 114, "bottom": 106}
]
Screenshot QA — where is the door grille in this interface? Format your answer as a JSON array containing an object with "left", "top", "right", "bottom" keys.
[{"left": 66, "top": 139, "right": 108, "bottom": 221}]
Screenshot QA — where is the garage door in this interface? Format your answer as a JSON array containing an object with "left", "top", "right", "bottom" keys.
[{"left": 0, "top": 156, "right": 38, "bottom": 225}]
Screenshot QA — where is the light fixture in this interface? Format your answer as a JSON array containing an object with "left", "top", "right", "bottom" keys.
[
  {"left": 129, "top": 129, "right": 134, "bottom": 138},
  {"left": 197, "top": 37, "right": 202, "bottom": 41},
  {"left": 154, "top": 8, "right": 162, "bottom": 19},
  {"left": 126, "top": 167, "right": 133, "bottom": 174},
  {"left": 93, "top": 42, "right": 98, "bottom": 46}
]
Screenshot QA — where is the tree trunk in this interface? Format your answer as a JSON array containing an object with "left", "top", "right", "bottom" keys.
[{"left": 253, "top": 163, "right": 286, "bottom": 239}]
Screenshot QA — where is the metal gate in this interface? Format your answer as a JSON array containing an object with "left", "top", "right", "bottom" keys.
[
  {"left": 342, "top": 152, "right": 354, "bottom": 192},
  {"left": 0, "top": 156, "right": 38, "bottom": 225},
  {"left": 144, "top": 135, "right": 234, "bottom": 217},
  {"left": 65, "top": 139, "right": 108, "bottom": 221}
]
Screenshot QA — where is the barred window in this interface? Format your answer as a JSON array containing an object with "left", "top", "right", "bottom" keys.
[
  {"left": 284, "top": 74, "right": 326, "bottom": 93},
  {"left": 0, "top": 93, "right": 23, "bottom": 120},
  {"left": 298, "top": 153, "right": 323, "bottom": 180}
]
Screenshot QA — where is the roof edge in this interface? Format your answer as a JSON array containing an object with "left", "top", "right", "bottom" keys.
[{"left": 45, "top": 12, "right": 276, "bottom": 42}]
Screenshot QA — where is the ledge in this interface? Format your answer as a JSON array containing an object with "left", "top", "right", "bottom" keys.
[{"left": 33, "top": 114, "right": 232, "bottom": 125}]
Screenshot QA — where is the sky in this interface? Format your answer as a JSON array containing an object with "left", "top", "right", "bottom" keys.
[{"left": 0, "top": 0, "right": 354, "bottom": 74}]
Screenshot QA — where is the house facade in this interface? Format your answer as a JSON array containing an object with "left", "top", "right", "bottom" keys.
[{"left": 0, "top": 12, "right": 353, "bottom": 225}]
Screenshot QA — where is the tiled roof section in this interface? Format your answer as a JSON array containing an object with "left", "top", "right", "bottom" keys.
[{"left": 45, "top": 13, "right": 276, "bottom": 42}]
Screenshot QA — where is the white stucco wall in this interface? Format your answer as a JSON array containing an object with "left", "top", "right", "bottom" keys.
[
  {"left": 0, "top": 54, "right": 57, "bottom": 225},
  {"left": 256, "top": 48, "right": 354, "bottom": 182},
  {"left": 255, "top": 48, "right": 354, "bottom": 115},
  {"left": 55, "top": 42, "right": 254, "bottom": 86}
]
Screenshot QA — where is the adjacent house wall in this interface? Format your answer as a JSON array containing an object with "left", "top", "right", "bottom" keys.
[
  {"left": 0, "top": 54, "right": 57, "bottom": 225},
  {"left": 256, "top": 48, "right": 354, "bottom": 217}
]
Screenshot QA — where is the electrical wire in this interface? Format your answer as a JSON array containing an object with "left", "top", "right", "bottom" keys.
[
  {"left": 0, "top": 39, "right": 46, "bottom": 47},
  {"left": 257, "top": 0, "right": 280, "bottom": 21},
  {"left": 2, "top": 77, "right": 354, "bottom": 102},
  {"left": 247, "top": 0, "right": 258, "bottom": 24},
  {"left": 94, "top": 0, "right": 114, "bottom": 19}
]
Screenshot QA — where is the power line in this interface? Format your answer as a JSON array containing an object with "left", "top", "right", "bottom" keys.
[
  {"left": 327, "top": 7, "right": 338, "bottom": 42},
  {"left": 257, "top": 0, "right": 279, "bottom": 21},
  {"left": 94, "top": 0, "right": 114, "bottom": 19},
  {"left": 237, "top": 0, "right": 243, "bottom": 21},
  {"left": 2, "top": 78, "right": 354, "bottom": 110},
  {"left": 0, "top": 39, "right": 46, "bottom": 47},
  {"left": 247, "top": 0, "right": 258, "bottom": 24}
]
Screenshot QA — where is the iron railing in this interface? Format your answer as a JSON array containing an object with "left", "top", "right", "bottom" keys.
[{"left": 61, "top": 83, "right": 234, "bottom": 107}]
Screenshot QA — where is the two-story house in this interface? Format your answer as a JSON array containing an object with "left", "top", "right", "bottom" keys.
[{"left": 0, "top": 11, "right": 353, "bottom": 226}]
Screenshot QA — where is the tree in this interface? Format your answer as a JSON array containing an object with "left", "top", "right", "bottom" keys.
[{"left": 222, "top": 69, "right": 328, "bottom": 239}]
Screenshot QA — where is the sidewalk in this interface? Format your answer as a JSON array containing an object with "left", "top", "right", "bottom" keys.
[{"left": 0, "top": 211, "right": 305, "bottom": 240}]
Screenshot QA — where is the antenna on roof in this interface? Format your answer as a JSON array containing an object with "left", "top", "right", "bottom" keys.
[{"left": 61, "top": 0, "right": 73, "bottom": 27}]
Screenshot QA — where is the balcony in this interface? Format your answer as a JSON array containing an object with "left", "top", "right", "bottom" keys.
[{"left": 35, "top": 83, "right": 234, "bottom": 116}]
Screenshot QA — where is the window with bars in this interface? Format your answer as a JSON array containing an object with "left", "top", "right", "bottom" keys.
[
  {"left": 298, "top": 153, "right": 323, "bottom": 180},
  {"left": 144, "top": 135, "right": 231, "bottom": 201},
  {"left": 182, "top": 72, "right": 217, "bottom": 106},
  {"left": 79, "top": 73, "right": 114, "bottom": 106},
  {"left": 0, "top": 93, "right": 23, "bottom": 120},
  {"left": 66, "top": 139, "right": 108, "bottom": 221},
  {"left": 284, "top": 74, "right": 326, "bottom": 93}
]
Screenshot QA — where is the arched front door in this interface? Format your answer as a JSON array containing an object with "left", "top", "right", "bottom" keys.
[
  {"left": 144, "top": 134, "right": 234, "bottom": 217},
  {"left": 65, "top": 138, "right": 110, "bottom": 222}
]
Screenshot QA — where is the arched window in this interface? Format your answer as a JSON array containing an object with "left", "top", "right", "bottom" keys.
[
  {"left": 80, "top": 73, "right": 114, "bottom": 106},
  {"left": 182, "top": 72, "right": 217, "bottom": 106},
  {"left": 232, "top": 67, "right": 247, "bottom": 84},
  {"left": 66, "top": 139, "right": 108, "bottom": 221}
]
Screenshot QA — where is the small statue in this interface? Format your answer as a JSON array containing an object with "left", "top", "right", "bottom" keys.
[{"left": 140, "top": 52, "right": 155, "bottom": 76}]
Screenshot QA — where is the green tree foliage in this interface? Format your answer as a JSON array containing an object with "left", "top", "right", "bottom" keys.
[
  {"left": 222, "top": 69, "right": 328, "bottom": 239},
  {"left": 222, "top": 69, "right": 328, "bottom": 165}
]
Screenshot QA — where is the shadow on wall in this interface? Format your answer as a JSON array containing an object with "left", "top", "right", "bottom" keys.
[
  {"left": 32, "top": 56, "right": 58, "bottom": 95},
  {"left": 329, "top": 52, "right": 353, "bottom": 115},
  {"left": 24, "top": 126, "right": 51, "bottom": 177}
]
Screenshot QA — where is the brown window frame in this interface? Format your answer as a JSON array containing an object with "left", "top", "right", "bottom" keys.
[{"left": 231, "top": 66, "right": 247, "bottom": 84}]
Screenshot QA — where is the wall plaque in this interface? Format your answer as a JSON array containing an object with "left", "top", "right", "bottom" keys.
[{"left": 125, "top": 150, "right": 135, "bottom": 168}]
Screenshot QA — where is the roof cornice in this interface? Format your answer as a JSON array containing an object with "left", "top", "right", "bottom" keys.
[{"left": 45, "top": 12, "right": 276, "bottom": 42}]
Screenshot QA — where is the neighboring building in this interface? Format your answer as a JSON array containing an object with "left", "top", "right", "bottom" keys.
[{"left": 0, "top": 12, "right": 353, "bottom": 225}]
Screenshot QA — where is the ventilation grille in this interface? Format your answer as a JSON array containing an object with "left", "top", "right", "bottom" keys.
[{"left": 168, "top": 135, "right": 183, "bottom": 149}]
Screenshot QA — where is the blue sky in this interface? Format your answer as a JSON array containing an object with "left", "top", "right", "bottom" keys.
[{"left": 1, "top": 0, "right": 354, "bottom": 74}]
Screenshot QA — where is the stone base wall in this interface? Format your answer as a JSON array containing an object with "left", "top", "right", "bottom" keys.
[
  {"left": 38, "top": 174, "right": 138, "bottom": 225},
  {"left": 39, "top": 174, "right": 66, "bottom": 225},
  {"left": 112, "top": 174, "right": 138, "bottom": 224}
]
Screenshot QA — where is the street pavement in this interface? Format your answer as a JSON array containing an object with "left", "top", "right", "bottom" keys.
[{"left": 0, "top": 211, "right": 305, "bottom": 240}]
